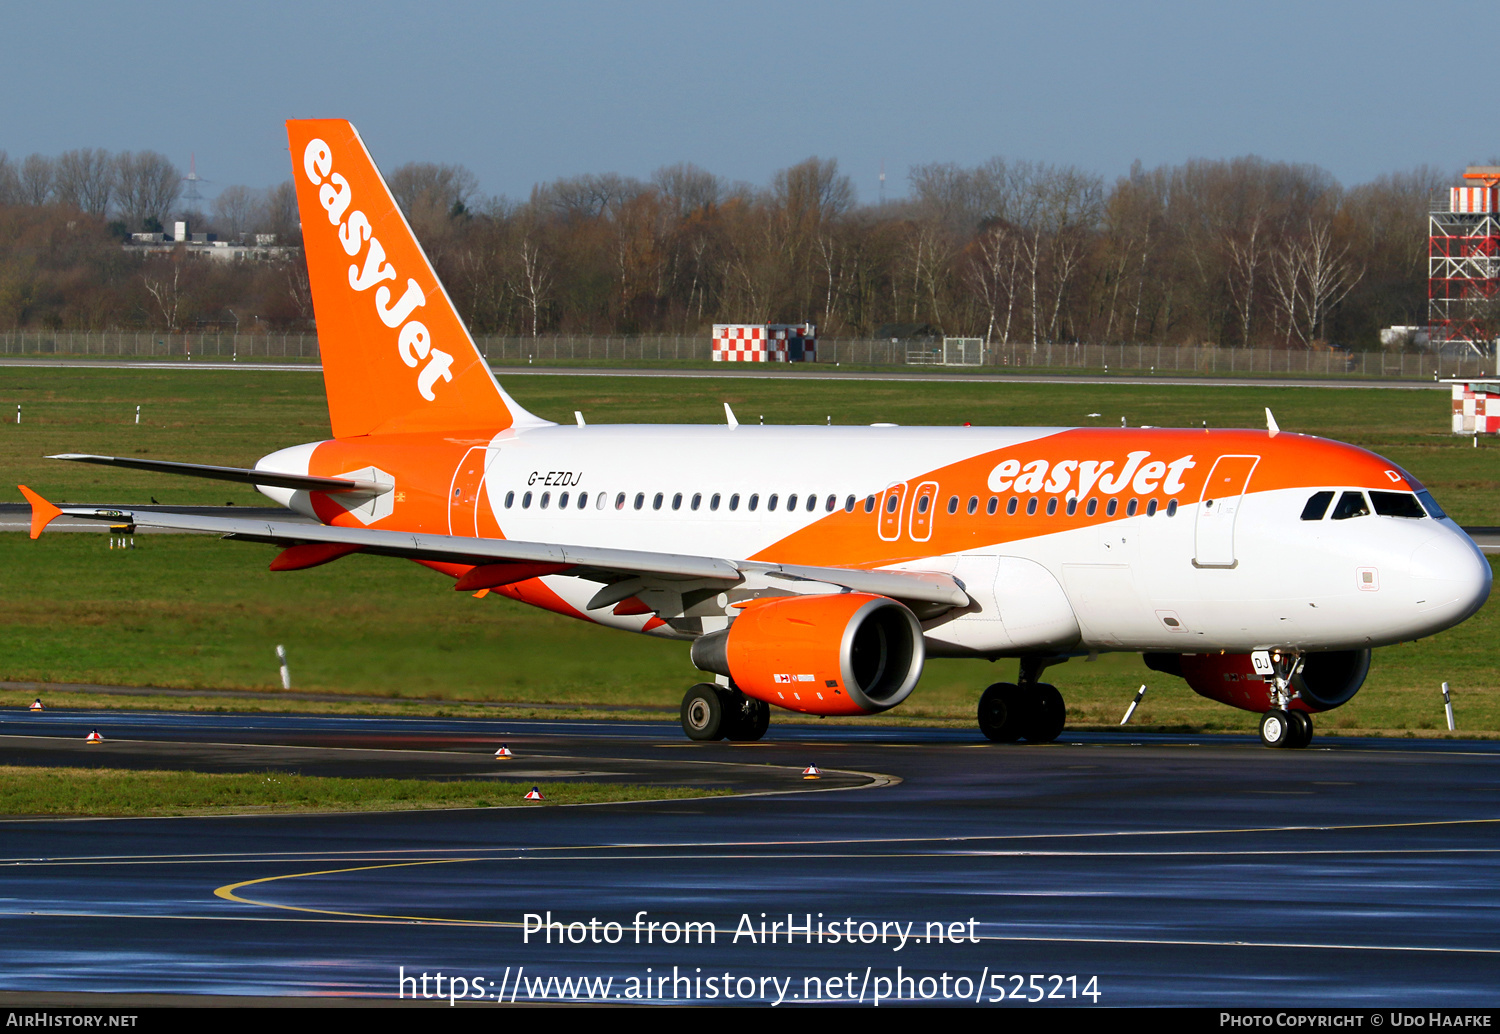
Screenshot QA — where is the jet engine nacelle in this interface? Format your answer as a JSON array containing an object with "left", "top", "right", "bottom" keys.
[
  {"left": 1144, "top": 649, "right": 1371, "bottom": 713},
  {"left": 690, "top": 593, "right": 924, "bottom": 716}
]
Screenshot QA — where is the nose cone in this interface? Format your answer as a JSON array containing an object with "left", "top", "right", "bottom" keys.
[{"left": 1410, "top": 529, "right": 1492, "bottom": 630}]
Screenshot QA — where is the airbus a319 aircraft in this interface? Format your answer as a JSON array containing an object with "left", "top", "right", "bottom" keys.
[{"left": 20, "top": 120, "right": 1492, "bottom": 748}]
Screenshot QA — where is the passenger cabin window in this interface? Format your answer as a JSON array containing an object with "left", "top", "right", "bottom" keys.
[
  {"left": 1146, "top": 499, "right": 1158, "bottom": 516},
  {"left": 886, "top": 495, "right": 899, "bottom": 514},
  {"left": 522, "top": 491, "right": 533, "bottom": 509},
  {"left": 710, "top": 493, "right": 721, "bottom": 511},
  {"left": 653, "top": 492, "right": 664, "bottom": 510},
  {"left": 865, "top": 495, "right": 877, "bottom": 513},
  {"left": 1301, "top": 491, "right": 1334, "bottom": 521},
  {"left": 768, "top": 494, "right": 779, "bottom": 511},
  {"left": 987, "top": 496, "right": 998, "bottom": 515},
  {"left": 729, "top": 493, "right": 740, "bottom": 511},
  {"left": 633, "top": 493, "right": 645, "bottom": 510},
  {"left": 809, "top": 494, "right": 819, "bottom": 512},
  {"left": 748, "top": 494, "right": 759, "bottom": 511},
  {"left": 967, "top": 496, "right": 979, "bottom": 515},
  {"left": 1066, "top": 498, "right": 1077, "bottom": 516},
  {"left": 691, "top": 493, "right": 702, "bottom": 511},
  {"left": 1126, "top": 499, "right": 1138, "bottom": 516},
  {"left": 577, "top": 492, "right": 588, "bottom": 509},
  {"left": 1106, "top": 499, "right": 1118, "bottom": 516},
  {"left": 672, "top": 492, "right": 683, "bottom": 510},
  {"left": 1046, "top": 498, "right": 1058, "bottom": 516},
  {"left": 1331, "top": 491, "right": 1370, "bottom": 520},
  {"left": 615, "top": 492, "right": 626, "bottom": 510},
  {"left": 504, "top": 491, "right": 515, "bottom": 508},
  {"left": 1370, "top": 491, "right": 1426, "bottom": 519},
  {"left": 947, "top": 495, "right": 959, "bottom": 514},
  {"left": 845, "top": 495, "right": 857, "bottom": 512},
  {"left": 1026, "top": 498, "right": 1037, "bottom": 516},
  {"left": 1085, "top": 498, "right": 1098, "bottom": 516},
  {"left": 1166, "top": 499, "right": 1178, "bottom": 516},
  {"left": 540, "top": 492, "right": 550, "bottom": 509},
  {"left": 1007, "top": 497, "right": 1018, "bottom": 515},
  {"left": 558, "top": 491, "right": 569, "bottom": 508}
]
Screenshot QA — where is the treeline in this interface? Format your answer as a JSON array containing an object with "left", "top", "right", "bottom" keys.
[{"left": 0, "top": 147, "right": 1451, "bottom": 347}]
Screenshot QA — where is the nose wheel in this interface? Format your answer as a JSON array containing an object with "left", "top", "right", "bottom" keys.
[{"left": 1259, "top": 708, "right": 1313, "bottom": 749}]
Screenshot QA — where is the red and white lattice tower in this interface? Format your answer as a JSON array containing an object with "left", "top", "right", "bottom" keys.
[{"left": 1430, "top": 167, "right": 1500, "bottom": 357}]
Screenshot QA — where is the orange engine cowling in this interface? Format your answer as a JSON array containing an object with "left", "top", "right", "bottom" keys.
[
  {"left": 1144, "top": 650, "right": 1371, "bottom": 714},
  {"left": 689, "top": 593, "right": 924, "bottom": 716}
]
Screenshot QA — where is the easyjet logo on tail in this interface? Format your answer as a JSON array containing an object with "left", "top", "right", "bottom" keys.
[
  {"left": 301, "top": 138, "right": 454, "bottom": 402},
  {"left": 988, "top": 451, "right": 1197, "bottom": 496}
]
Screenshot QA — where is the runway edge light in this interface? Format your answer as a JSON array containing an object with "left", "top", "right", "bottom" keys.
[
  {"left": 85, "top": 729, "right": 103, "bottom": 744},
  {"left": 29, "top": 698, "right": 42, "bottom": 712},
  {"left": 494, "top": 744, "right": 513, "bottom": 759},
  {"left": 523, "top": 786, "right": 544, "bottom": 800},
  {"left": 803, "top": 765, "right": 821, "bottom": 779}
]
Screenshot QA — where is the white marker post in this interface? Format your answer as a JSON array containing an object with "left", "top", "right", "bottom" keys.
[
  {"left": 1120, "top": 684, "right": 1148, "bottom": 725},
  {"left": 15, "top": 405, "right": 19, "bottom": 425},
  {"left": 1442, "top": 682, "right": 1455, "bottom": 731},
  {"left": 135, "top": 405, "right": 141, "bottom": 425},
  {"left": 277, "top": 645, "right": 291, "bottom": 690}
]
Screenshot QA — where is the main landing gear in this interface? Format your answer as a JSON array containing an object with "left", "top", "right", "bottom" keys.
[
  {"left": 680, "top": 683, "right": 769, "bottom": 742},
  {"left": 1258, "top": 650, "right": 1314, "bottom": 749},
  {"left": 978, "top": 655, "right": 1067, "bottom": 743}
]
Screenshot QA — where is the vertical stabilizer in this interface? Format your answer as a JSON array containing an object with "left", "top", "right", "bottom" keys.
[{"left": 286, "top": 119, "right": 548, "bottom": 438}]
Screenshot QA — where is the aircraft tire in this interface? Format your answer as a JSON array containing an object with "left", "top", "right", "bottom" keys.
[
  {"left": 978, "top": 682, "right": 1028, "bottom": 742},
  {"left": 723, "top": 691, "right": 770, "bottom": 742},
  {"left": 1259, "top": 709, "right": 1293, "bottom": 748},
  {"left": 1287, "top": 710, "right": 1313, "bottom": 749},
  {"left": 1023, "top": 683, "right": 1066, "bottom": 743},
  {"left": 681, "top": 683, "right": 726, "bottom": 741}
]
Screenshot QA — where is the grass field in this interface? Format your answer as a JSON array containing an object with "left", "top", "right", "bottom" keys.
[
  {"left": 0, "top": 367, "right": 1495, "bottom": 737},
  {"left": 0, "top": 765, "right": 725, "bottom": 816}
]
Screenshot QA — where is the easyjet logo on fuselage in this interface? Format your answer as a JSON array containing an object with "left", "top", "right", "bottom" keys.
[
  {"left": 988, "top": 451, "right": 1197, "bottom": 497},
  {"left": 301, "top": 138, "right": 454, "bottom": 402}
]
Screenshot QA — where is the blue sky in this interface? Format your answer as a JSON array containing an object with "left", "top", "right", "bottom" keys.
[{"left": 0, "top": 1, "right": 1489, "bottom": 204}]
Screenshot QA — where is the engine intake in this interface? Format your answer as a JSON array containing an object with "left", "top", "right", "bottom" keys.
[{"left": 690, "top": 593, "right": 924, "bottom": 715}]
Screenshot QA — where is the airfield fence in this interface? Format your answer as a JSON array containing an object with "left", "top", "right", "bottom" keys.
[{"left": 0, "top": 330, "right": 1492, "bottom": 380}]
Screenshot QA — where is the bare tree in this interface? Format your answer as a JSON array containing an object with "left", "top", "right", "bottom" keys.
[
  {"left": 114, "top": 151, "right": 180, "bottom": 230},
  {"left": 388, "top": 162, "right": 479, "bottom": 219},
  {"left": 0, "top": 152, "right": 17, "bottom": 205},
  {"left": 652, "top": 163, "right": 722, "bottom": 219},
  {"left": 212, "top": 185, "right": 263, "bottom": 237},
  {"left": 1300, "top": 218, "right": 1364, "bottom": 343},
  {"left": 966, "top": 220, "right": 1025, "bottom": 343},
  {"left": 506, "top": 226, "right": 554, "bottom": 337},
  {"left": 264, "top": 181, "right": 299, "bottom": 241},
  {"left": 19, "top": 154, "right": 54, "bottom": 205},
  {"left": 143, "top": 258, "right": 184, "bottom": 331},
  {"left": 54, "top": 148, "right": 114, "bottom": 216}
]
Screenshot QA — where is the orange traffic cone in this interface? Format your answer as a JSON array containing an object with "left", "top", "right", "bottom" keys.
[
  {"left": 85, "top": 729, "right": 103, "bottom": 744},
  {"left": 29, "top": 698, "right": 43, "bottom": 712},
  {"left": 523, "top": 786, "right": 545, "bottom": 800},
  {"left": 802, "top": 765, "right": 821, "bottom": 779},
  {"left": 494, "top": 744, "right": 513, "bottom": 759}
]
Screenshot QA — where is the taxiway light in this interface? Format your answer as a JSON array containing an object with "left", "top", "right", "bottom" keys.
[
  {"left": 85, "top": 730, "right": 103, "bottom": 744},
  {"left": 802, "top": 765, "right": 822, "bottom": 780},
  {"left": 523, "top": 786, "right": 545, "bottom": 800},
  {"left": 29, "top": 698, "right": 42, "bottom": 712},
  {"left": 494, "top": 744, "right": 513, "bottom": 759}
]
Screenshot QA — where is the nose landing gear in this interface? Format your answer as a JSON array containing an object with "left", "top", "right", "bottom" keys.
[{"left": 1257, "top": 651, "right": 1314, "bottom": 749}]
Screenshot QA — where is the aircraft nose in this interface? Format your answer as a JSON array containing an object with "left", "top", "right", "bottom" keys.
[{"left": 1410, "top": 530, "right": 1492, "bottom": 625}]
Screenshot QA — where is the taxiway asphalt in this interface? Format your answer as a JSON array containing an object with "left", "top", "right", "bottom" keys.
[{"left": 1, "top": 710, "right": 1497, "bottom": 1006}]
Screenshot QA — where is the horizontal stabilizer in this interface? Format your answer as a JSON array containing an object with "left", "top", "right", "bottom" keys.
[{"left": 48, "top": 454, "right": 387, "bottom": 494}]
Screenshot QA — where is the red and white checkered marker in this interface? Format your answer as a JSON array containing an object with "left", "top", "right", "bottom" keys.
[
  {"left": 523, "top": 786, "right": 544, "bottom": 800},
  {"left": 494, "top": 744, "right": 513, "bottom": 759},
  {"left": 85, "top": 729, "right": 103, "bottom": 744},
  {"left": 802, "top": 765, "right": 821, "bottom": 779},
  {"left": 29, "top": 698, "right": 43, "bottom": 712}
]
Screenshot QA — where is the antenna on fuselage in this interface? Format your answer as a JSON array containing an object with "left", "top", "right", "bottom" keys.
[
  {"left": 723, "top": 403, "right": 739, "bottom": 429},
  {"left": 1265, "top": 408, "right": 1280, "bottom": 437}
]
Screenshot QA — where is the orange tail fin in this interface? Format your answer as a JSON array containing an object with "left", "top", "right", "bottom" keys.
[{"left": 285, "top": 119, "right": 547, "bottom": 438}]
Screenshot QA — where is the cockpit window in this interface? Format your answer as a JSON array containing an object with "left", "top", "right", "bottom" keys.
[
  {"left": 1300, "top": 491, "right": 1334, "bottom": 521},
  {"left": 1331, "top": 491, "right": 1370, "bottom": 520},
  {"left": 1370, "top": 491, "right": 1427, "bottom": 519},
  {"left": 1416, "top": 489, "right": 1447, "bottom": 520}
]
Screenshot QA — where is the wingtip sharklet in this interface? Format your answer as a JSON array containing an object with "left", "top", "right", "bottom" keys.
[{"left": 17, "top": 485, "right": 63, "bottom": 539}]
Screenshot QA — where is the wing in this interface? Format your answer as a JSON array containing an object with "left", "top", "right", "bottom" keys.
[
  {"left": 17, "top": 489, "right": 969, "bottom": 612},
  {"left": 47, "top": 454, "right": 386, "bottom": 494}
]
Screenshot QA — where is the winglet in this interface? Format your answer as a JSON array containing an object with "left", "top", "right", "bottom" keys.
[
  {"left": 1265, "top": 407, "right": 1280, "bottom": 437},
  {"left": 17, "top": 485, "right": 63, "bottom": 539}
]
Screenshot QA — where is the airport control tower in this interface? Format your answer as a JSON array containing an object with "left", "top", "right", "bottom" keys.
[{"left": 1430, "top": 166, "right": 1500, "bottom": 357}]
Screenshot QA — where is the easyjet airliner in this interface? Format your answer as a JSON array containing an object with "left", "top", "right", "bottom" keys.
[{"left": 20, "top": 121, "right": 1492, "bottom": 748}]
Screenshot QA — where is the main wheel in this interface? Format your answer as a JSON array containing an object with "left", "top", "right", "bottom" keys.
[
  {"left": 1023, "top": 683, "right": 1066, "bottom": 743},
  {"left": 1287, "top": 710, "right": 1313, "bottom": 749},
  {"left": 723, "top": 691, "right": 770, "bottom": 742},
  {"left": 681, "top": 683, "right": 726, "bottom": 741},
  {"left": 978, "top": 682, "right": 1028, "bottom": 742},
  {"left": 1259, "top": 708, "right": 1293, "bottom": 748}
]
